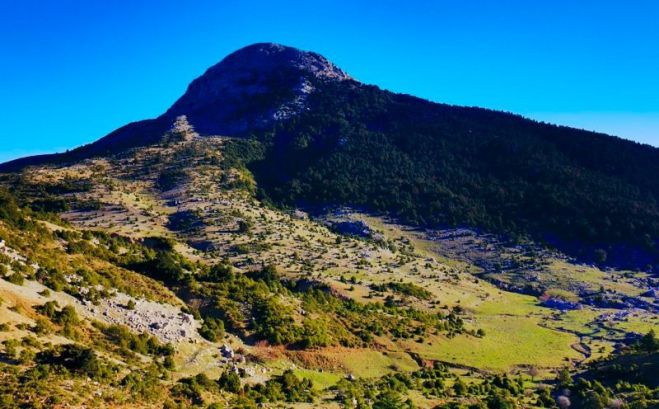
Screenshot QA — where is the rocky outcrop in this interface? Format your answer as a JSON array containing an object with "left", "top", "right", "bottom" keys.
[
  {"left": 165, "top": 115, "right": 199, "bottom": 142},
  {"left": 84, "top": 292, "right": 199, "bottom": 343}
]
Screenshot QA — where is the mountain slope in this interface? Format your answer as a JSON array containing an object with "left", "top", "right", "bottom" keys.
[
  {"left": 2, "top": 42, "right": 658, "bottom": 269},
  {"left": 242, "top": 79, "right": 659, "bottom": 269},
  {"left": 1, "top": 121, "right": 657, "bottom": 408}
]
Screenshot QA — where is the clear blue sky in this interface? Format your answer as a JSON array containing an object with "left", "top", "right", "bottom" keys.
[{"left": 1, "top": 0, "right": 659, "bottom": 163}]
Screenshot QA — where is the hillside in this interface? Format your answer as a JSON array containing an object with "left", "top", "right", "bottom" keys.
[
  {"left": 0, "top": 134, "right": 656, "bottom": 408},
  {"left": 245, "top": 82, "right": 659, "bottom": 270},
  {"left": 2, "top": 43, "right": 658, "bottom": 270}
]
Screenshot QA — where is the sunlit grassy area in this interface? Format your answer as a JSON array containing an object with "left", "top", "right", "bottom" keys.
[{"left": 402, "top": 313, "right": 580, "bottom": 370}]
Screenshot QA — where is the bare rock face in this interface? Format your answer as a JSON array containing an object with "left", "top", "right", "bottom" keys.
[
  {"left": 163, "top": 43, "right": 353, "bottom": 135},
  {"left": 170, "top": 43, "right": 350, "bottom": 108}
]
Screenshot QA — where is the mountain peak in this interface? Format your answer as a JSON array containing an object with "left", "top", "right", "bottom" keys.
[
  {"left": 162, "top": 43, "right": 351, "bottom": 135},
  {"left": 218, "top": 42, "right": 351, "bottom": 81}
]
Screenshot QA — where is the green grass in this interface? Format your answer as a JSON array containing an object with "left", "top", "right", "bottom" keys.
[
  {"left": 613, "top": 313, "right": 659, "bottom": 335},
  {"left": 334, "top": 349, "right": 418, "bottom": 378},
  {"left": 398, "top": 292, "right": 583, "bottom": 371},
  {"left": 404, "top": 315, "right": 580, "bottom": 370},
  {"left": 542, "top": 308, "right": 604, "bottom": 335},
  {"left": 264, "top": 348, "right": 418, "bottom": 381},
  {"left": 543, "top": 260, "right": 645, "bottom": 297},
  {"left": 293, "top": 369, "right": 344, "bottom": 389},
  {"left": 476, "top": 291, "right": 543, "bottom": 316},
  {"left": 545, "top": 288, "right": 579, "bottom": 302}
]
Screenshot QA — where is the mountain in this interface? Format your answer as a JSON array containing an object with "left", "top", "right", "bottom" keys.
[
  {"left": 1, "top": 43, "right": 658, "bottom": 408},
  {"left": 2, "top": 42, "right": 659, "bottom": 269}
]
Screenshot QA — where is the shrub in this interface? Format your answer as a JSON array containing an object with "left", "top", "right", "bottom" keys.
[
  {"left": 163, "top": 355, "right": 176, "bottom": 370},
  {"left": 126, "top": 299, "right": 136, "bottom": 310},
  {"left": 38, "top": 302, "right": 79, "bottom": 327},
  {"left": 101, "top": 323, "right": 172, "bottom": 357},
  {"left": 246, "top": 369, "right": 315, "bottom": 403},
  {"left": 3, "top": 339, "right": 19, "bottom": 358},
  {"left": 199, "top": 263, "right": 234, "bottom": 282},
  {"left": 218, "top": 370, "right": 242, "bottom": 393},
  {"left": 300, "top": 318, "right": 332, "bottom": 348},
  {"left": 33, "top": 317, "right": 53, "bottom": 335},
  {"left": 237, "top": 219, "right": 253, "bottom": 233},
  {"left": 637, "top": 329, "right": 658, "bottom": 352},
  {"left": 250, "top": 296, "right": 300, "bottom": 345},
  {"left": 35, "top": 344, "right": 110, "bottom": 379},
  {"left": 199, "top": 317, "right": 225, "bottom": 342},
  {"left": 6, "top": 273, "right": 24, "bottom": 286},
  {"left": 486, "top": 389, "right": 515, "bottom": 409},
  {"left": 19, "top": 348, "right": 35, "bottom": 364},
  {"left": 55, "top": 305, "right": 79, "bottom": 326},
  {"left": 0, "top": 189, "right": 23, "bottom": 225},
  {"left": 372, "top": 390, "right": 404, "bottom": 409},
  {"left": 120, "top": 366, "right": 164, "bottom": 401},
  {"left": 36, "top": 301, "right": 59, "bottom": 319}
]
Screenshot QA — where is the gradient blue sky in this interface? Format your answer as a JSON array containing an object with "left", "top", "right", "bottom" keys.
[{"left": 1, "top": 0, "right": 659, "bottom": 163}]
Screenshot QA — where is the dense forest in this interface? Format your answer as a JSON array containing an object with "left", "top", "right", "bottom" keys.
[{"left": 230, "top": 79, "right": 659, "bottom": 270}]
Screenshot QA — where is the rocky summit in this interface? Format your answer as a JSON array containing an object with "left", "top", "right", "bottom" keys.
[{"left": 164, "top": 42, "right": 352, "bottom": 135}]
